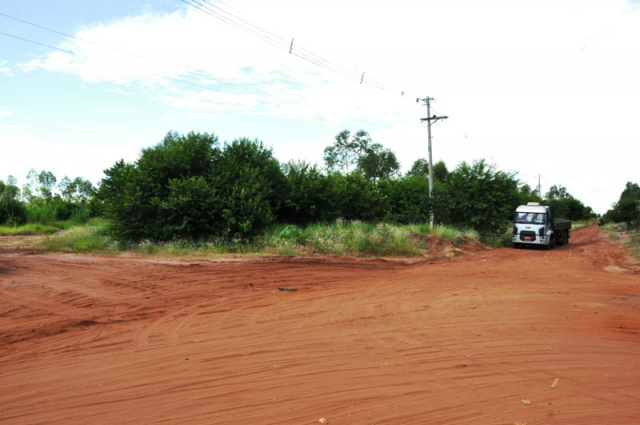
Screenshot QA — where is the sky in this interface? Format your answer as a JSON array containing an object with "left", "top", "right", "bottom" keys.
[{"left": 1, "top": 0, "right": 639, "bottom": 214}]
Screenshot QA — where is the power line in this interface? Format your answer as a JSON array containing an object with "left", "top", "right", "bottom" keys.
[
  {"left": 0, "top": 9, "right": 412, "bottom": 131},
  {"left": 0, "top": 11, "right": 303, "bottom": 105},
  {"left": 0, "top": 30, "right": 76, "bottom": 55},
  {"left": 180, "top": 0, "right": 416, "bottom": 99}
]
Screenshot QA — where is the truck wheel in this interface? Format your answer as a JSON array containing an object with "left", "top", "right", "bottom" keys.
[{"left": 547, "top": 234, "right": 556, "bottom": 250}]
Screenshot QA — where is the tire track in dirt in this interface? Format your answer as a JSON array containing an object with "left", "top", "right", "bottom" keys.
[{"left": 1, "top": 225, "right": 639, "bottom": 424}]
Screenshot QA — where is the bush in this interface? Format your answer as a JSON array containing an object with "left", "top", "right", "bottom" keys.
[
  {"left": 100, "top": 132, "right": 287, "bottom": 242},
  {"left": 447, "top": 159, "right": 520, "bottom": 235},
  {"left": 0, "top": 198, "right": 28, "bottom": 225}
]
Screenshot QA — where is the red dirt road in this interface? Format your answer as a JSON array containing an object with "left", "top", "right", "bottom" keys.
[{"left": 1, "top": 225, "right": 639, "bottom": 424}]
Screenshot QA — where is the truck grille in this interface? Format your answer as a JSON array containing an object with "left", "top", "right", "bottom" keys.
[{"left": 519, "top": 231, "right": 537, "bottom": 242}]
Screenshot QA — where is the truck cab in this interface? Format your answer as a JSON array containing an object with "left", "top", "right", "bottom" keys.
[{"left": 512, "top": 203, "right": 571, "bottom": 249}]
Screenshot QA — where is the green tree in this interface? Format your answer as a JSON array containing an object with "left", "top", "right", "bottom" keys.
[
  {"left": 620, "top": 182, "right": 640, "bottom": 200},
  {"left": 407, "top": 159, "right": 448, "bottom": 183},
  {"left": 99, "top": 131, "right": 221, "bottom": 241},
  {"left": 546, "top": 184, "right": 571, "bottom": 200},
  {"left": 0, "top": 177, "right": 19, "bottom": 201},
  {"left": 357, "top": 143, "right": 400, "bottom": 181},
  {"left": 323, "top": 130, "right": 359, "bottom": 174},
  {"left": 447, "top": 159, "right": 520, "bottom": 235},
  {"left": 433, "top": 160, "right": 449, "bottom": 183},
  {"left": 280, "top": 161, "right": 342, "bottom": 225},
  {"left": 22, "top": 169, "right": 39, "bottom": 202},
  {"left": 37, "top": 170, "right": 57, "bottom": 200},
  {"left": 160, "top": 176, "right": 222, "bottom": 239},
  {"left": 610, "top": 197, "right": 639, "bottom": 229},
  {"left": 213, "top": 138, "right": 286, "bottom": 240},
  {"left": 378, "top": 175, "right": 430, "bottom": 224},
  {"left": 324, "top": 172, "right": 383, "bottom": 222},
  {"left": 407, "top": 158, "right": 429, "bottom": 177},
  {"left": 59, "top": 176, "right": 94, "bottom": 202}
]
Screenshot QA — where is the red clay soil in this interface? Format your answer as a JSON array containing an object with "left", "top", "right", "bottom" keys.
[{"left": 1, "top": 224, "right": 639, "bottom": 425}]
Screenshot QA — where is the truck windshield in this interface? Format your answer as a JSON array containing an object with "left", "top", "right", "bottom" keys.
[{"left": 515, "top": 212, "right": 546, "bottom": 224}]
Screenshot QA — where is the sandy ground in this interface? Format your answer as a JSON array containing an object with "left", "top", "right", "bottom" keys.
[{"left": 1, "top": 224, "right": 639, "bottom": 425}]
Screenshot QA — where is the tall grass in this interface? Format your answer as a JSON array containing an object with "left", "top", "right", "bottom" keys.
[
  {"left": 35, "top": 218, "right": 483, "bottom": 258},
  {"left": 38, "top": 218, "right": 112, "bottom": 253},
  {"left": 0, "top": 223, "right": 60, "bottom": 236},
  {"left": 626, "top": 232, "right": 640, "bottom": 257}
]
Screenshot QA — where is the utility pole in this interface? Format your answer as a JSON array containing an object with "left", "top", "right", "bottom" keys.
[{"left": 417, "top": 97, "right": 448, "bottom": 226}]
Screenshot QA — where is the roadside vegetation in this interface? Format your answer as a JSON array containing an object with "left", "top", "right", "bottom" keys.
[
  {"left": 599, "top": 182, "right": 640, "bottom": 258},
  {"left": 36, "top": 219, "right": 479, "bottom": 258},
  {"left": 3, "top": 129, "right": 635, "bottom": 259}
]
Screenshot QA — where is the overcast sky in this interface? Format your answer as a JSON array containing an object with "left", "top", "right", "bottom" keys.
[{"left": 1, "top": 0, "right": 639, "bottom": 214}]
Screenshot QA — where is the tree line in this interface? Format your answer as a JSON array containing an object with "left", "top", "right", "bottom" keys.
[
  {"left": 601, "top": 182, "right": 640, "bottom": 229},
  {"left": 0, "top": 170, "right": 94, "bottom": 225},
  {"left": 2, "top": 130, "right": 609, "bottom": 240},
  {"left": 93, "top": 130, "right": 597, "bottom": 241}
]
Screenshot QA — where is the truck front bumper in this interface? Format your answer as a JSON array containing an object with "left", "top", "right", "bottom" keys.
[{"left": 513, "top": 234, "right": 550, "bottom": 245}]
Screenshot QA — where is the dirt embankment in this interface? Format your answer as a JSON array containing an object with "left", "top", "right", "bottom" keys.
[{"left": 1, "top": 224, "right": 639, "bottom": 424}]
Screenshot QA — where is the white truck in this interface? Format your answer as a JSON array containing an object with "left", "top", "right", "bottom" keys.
[{"left": 512, "top": 202, "right": 571, "bottom": 249}]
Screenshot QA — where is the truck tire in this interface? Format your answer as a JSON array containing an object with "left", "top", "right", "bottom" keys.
[{"left": 546, "top": 234, "right": 556, "bottom": 250}]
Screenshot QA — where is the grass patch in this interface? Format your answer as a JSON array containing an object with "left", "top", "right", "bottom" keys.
[
  {"left": 624, "top": 231, "right": 640, "bottom": 258},
  {"left": 0, "top": 223, "right": 60, "bottom": 236},
  {"left": 0, "top": 216, "right": 106, "bottom": 237},
  {"left": 39, "top": 223, "right": 112, "bottom": 253},
  {"left": 571, "top": 220, "right": 596, "bottom": 230},
  {"left": 33, "top": 218, "right": 485, "bottom": 258}
]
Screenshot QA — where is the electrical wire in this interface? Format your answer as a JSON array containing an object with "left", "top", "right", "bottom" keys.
[
  {"left": 0, "top": 11, "right": 303, "bottom": 105},
  {"left": 182, "top": 0, "right": 419, "bottom": 99},
  {"left": 0, "top": 9, "right": 415, "bottom": 130},
  {"left": 0, "top": 30, "right": 76, "bottom": 55}
]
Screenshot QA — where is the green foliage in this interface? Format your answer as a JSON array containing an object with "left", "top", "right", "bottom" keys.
[
  {"left": 447, "top": 159, "right": 520, "bottom": 235},
  {"left": 608, "top": 197, "right": 639, "bottom": 229},
  {"left": 626, "top": 232, "right": 640, "bottom": 257},
  {"left": 278, "top": 224, "right": 305, "bottom": 244},
  {"left": 323, "top": 129, "right": 399, "bottom": 181},
  {"left": 0, "top": 223, "right": 59, "bottom": 235},
  {"left": 357, "top": 143, "right": 400, "bottom": 181},
  {"left": 323, "top": 129, "right": 359, "bottom": 174},
  {"left": 214, "top": 138, "right": 286, "bottom": 240},
  {"left": 93, "top": 127, "right": 598, "bottom": 244},
  {"left": 432, "top": 161, "right": 449, "bottom": 183},
  {"left": 407, "top": 159, "right": 448, "bottom": 183},
  {"left": 59, "top": 176, "right": 94, "bottom": 202},
  {"left": 545, "top": 197, "right": 593, "bottom": 221},
  {"left": 160, "top": 176, "right": 222, "bottom": 240},
  {"left": 604, "top": 182, "right": 640, "bottom": 229},
  {"left": 0, "top": 179, "right": 20, "bottom": 201},
  {"left": 542, "top": 183, "right": 594, "bottom": 221},
  {"left": 0, "top": 198, "right": 28, "bottom": 226},
  {"left": 1, "top": 178, "right": 28, "bottom": 225},
  {"left": 335, "top": 172, "right": 383, "bottom": 221},
  {"left": 26, "top": 198, "right": 91, "bottom": 224},
  {"left": 99, "top": 132, "right": 286, "bottom": 242},
  {"left": 37, "top": 219, "right": 110, "bottom": 252},
  {"left": 291, "top": 219, "right": 423, "bottom": 257},
  {"left": 281, "top": 161, "right": 341, "bottom": 225},
  {"left": 377, "top": 176, "right": 430, "bottom": 224},
  {"left": 407, "top": 158, "right": 429, "bottom": 177},
  {"left": 546, "top": 184, "right": 571, "bottom": 200}
]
